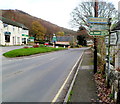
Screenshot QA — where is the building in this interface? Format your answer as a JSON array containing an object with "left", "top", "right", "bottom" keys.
[
  {"left": 55, "top": 36, "right": 76, "bottom": 46},
  {"left": 86, "top": 39, "right": 94, "bottom": 47},
  {"left": 0, "top": 16, "right": 29, "bottom": 45}
]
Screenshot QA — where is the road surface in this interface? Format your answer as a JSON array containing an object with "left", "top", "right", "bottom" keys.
[{"left": 2, "top": 48, "right": 88, "bottom": 102}]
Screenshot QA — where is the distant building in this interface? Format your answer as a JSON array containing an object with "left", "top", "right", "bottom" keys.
[
  {"left": 0, "top": 16, "right": 29, "bottom": 45},
  {"left": 86, "top": 39, "right": 94, "bottom": 47},
  {"left": 56, "top": 36, "right": 75, "bottom": 46}
]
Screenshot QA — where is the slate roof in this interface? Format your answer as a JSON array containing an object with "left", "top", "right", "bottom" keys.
[
  {"left": 0, "top": 16, "right": 28, "bottom": 30},
  {"left": 57, "top": 36, "right": 74, "bottom": 42}
]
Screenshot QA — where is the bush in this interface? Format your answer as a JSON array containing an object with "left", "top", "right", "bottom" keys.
[
  {"left": 23, "top": 46, "right": 29, "bottom": 49},
  {"left": 33, "top": 45, "right": 39, "bottom": 48},
  {"left": 78, "top": 45, "right": 82, "bottom": 48},
  {"left": 40, "top": 44, "right": 45, "bottom": 47}
]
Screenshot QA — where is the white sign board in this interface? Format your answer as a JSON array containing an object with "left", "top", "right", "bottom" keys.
[{"left": 105, "top": 32, "right": 118, "bottom": 46}]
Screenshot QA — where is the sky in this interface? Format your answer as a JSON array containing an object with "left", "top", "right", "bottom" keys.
[{"left": 0, "top": 0, "right": 119, "bottom": 30}]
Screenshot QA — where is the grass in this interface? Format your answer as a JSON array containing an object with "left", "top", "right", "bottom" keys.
[{"left": 3, "top": 47, "right": 66, "bottom": 58}]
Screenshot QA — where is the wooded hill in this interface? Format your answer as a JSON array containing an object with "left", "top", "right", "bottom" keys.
[{"left": 1, "top": 9, "right": 76, "bottom": 38}]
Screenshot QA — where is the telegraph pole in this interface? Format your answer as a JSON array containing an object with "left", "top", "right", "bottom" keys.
[{"left": 94, "top": 0, "right": 98, "bottom": 73}]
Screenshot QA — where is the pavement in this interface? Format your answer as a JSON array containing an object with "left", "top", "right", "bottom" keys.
[{"left": 69, "top": 49, "right": 98, "bottom": 103}]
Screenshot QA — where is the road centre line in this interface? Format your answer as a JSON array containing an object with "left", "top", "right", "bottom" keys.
[{"left": 51, "top": 51, "right": 84, "bottom": 102}]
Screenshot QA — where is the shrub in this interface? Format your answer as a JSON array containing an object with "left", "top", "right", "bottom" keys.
[
  {"left": 78, "top": 45, "right": 82, "bottom": 48},
  {"left": 23, "top": 46, "right": 29, "bottom": 49},
  {"left": 40, "top": 44, "right": 45, "bottom": 47},
  {"left": 33, "top": 45, "right": 39, "bottom": 48}
]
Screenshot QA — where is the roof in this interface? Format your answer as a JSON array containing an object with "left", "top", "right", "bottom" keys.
[
  {"left": 57, "top": 36, "right": 74, "bottom": 42},
  {"left": 0, "top": 16, "right": 28, "bottom": 30}
]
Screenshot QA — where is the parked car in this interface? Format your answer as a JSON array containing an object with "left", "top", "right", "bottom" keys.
[{"left": 44, "top": 42, "right": 49, "bottom": 46}]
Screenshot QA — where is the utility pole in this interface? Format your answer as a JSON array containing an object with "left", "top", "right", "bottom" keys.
[
  {"left": 94, "top": 0, "right": 98, "bottom": 73},
  {"left": 106, "top": 18, "right": 111, "bottom": 87}
]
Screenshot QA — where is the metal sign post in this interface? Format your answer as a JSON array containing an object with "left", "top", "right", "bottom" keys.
[{"left": 52, "top": 34, "right": 57, "bottom": 48}]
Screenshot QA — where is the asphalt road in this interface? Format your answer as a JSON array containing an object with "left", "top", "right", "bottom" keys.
[{"left": 2, "top": 48, "right": 88, "bottom": 102}]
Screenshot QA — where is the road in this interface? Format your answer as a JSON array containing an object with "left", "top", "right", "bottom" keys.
[{"left": 2, "top": 48, "right": 87, "bottom": 102}]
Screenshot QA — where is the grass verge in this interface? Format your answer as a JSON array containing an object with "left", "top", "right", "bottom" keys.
[{"left": 3, "top": 47, "right": 66, "bottom": 58}]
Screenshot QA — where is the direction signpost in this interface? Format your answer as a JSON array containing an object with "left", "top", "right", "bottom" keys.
[
  {"left": 105, "top": 32, "right": 118, "bottom": 46},
  {"left": 88, "top": 16, "right": 109, "bottom": 74},
  {"left": 52, "top": 34, "right": 57, "bottom": 48},
  {"left": 88, "top": 17, "right": 108, "bottom": 24},
  {"left": 90, "top": 24, "right": 109, "bottom": 31},
  {"left": 88, "top": 17, "right": 108, "bottom": 36}
]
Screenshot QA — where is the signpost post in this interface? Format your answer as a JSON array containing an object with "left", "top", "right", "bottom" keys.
[{"left": 52, "top": 34, "right": 57, "bottom": 48}]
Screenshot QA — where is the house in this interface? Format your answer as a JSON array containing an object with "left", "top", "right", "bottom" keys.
[
  {"left": 55, "top": 36, "right": 76, "bottom": 46},
  {"left": 0, "top": 16, "right": 29, "bottom": 45},
  {"left": 86, "top": 39, "right": 94, "bottom": 47}
]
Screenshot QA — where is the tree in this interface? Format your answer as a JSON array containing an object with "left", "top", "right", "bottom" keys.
[
  {"left": 77, "top": 26, "right": 90, "bottom": 46},
  {"left": 70, "top": 1, "right": 118, "bottom": 74},
  {"left": 32, "top": 21, "right": 46, "bottom": 40},
  {"left": 56, "top": 31, "right": 65, "bottom": 36},
  {"left": 70, "top": 1, "right": 118, "bottom": 29}
]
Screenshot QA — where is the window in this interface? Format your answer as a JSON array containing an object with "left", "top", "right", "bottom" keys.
[
  {"left": 17, "top": 37, "right": 20, "bottom": 44},
  {"left": 5, "top": 35, "right": 10, "bottom": 42}
]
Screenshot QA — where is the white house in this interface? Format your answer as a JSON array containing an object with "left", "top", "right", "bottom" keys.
[{"left": 0, "top": 16, "right": 29, "bottom": 45}]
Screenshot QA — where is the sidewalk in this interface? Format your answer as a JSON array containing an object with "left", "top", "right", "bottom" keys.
[{"left": 69, "top": 49, "right": 98, "bottom": 103}]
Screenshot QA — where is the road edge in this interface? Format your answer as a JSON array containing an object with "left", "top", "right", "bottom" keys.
[{"left": 52, "top": 50, "right": 84, "bottom": 103}]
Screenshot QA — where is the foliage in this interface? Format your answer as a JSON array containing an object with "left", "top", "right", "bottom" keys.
[
  {"left": 3, "top": 47, "right": 66, "bottom": 58},
  {"left": 77, "top": 35, "right": 87, "bottom": 46},
  {"left": 56, "top": 31, "right": 65, "bottom": 36},
  {"left": 33, "top": 44, "right": 39, "bottom": 48},
  {"left": 32, "top": 21, "right": 46, "bottom": 40},
  {"left": 23, "top": 46, "right": 29, "bottom": 48},
  {"left": 1, "top": 10, "right": 77, "bottom": 37},
  {"left": 70, "top": 2, "right": 118, "bottom": 28},
  {"left": 40, "top": 44, "right": 46, "bottom": 47}
]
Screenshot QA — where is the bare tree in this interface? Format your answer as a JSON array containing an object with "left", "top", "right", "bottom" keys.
[{"left": 70, "top": 1, "right": 118, "bottom": 29}]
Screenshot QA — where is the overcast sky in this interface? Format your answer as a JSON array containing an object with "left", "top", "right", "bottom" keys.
[{"left": 0, "top": 0, "right": 119, "bottom": 30}]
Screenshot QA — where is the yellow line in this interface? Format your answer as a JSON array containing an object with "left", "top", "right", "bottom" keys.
[{"left": 52, "top": 52, "right": 83, "bottom": 103}]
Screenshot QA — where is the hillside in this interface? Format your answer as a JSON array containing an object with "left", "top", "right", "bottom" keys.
[{"left": 1, "top": 9, "right": 76, "bottom": 38}]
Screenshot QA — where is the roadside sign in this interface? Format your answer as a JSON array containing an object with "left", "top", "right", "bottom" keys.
[
  {"left": 89, "top": 31, "right": 108, "bottom": 36},
  {"left": 90, "top": 31, "right": 101, "bottom": 36},
  {"left": 105, "top": 32, "right": 118, "bottom": 46},
  {"left": 90, "top": 24, "right": 109, "bottom": 31},
  {"left": 88, "top": 17, "right": 108, "bottom": 24},
  {"left": 52, "top": 34, "right": 57, "bottom": 42}
]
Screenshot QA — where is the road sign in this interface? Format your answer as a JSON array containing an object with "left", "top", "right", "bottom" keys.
[
  {"left": 52, "top": 34, "right": 57, "bottom": 42},
  {"left": 88, "top": 17, "right": 108, "bottom": 24},
  {"left": 90, "top": 31, "right": 101, "bottom": 35},
  {"left": 90, "top": 24, "right": 109, "bottom": 31},
  {"left": 105, "top": 32, "right": 118, "bottom": 46},
  {"left": 89, "top": 31, "right": 108, "bottom": 36}
]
